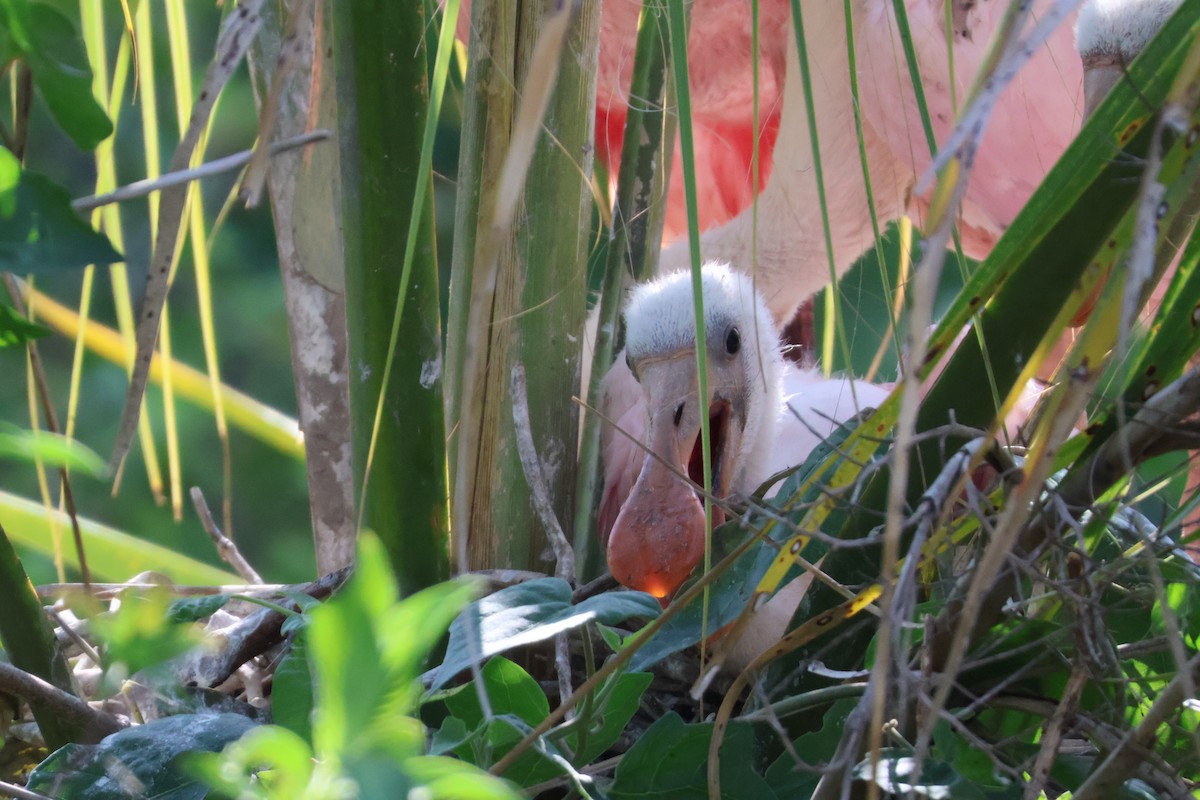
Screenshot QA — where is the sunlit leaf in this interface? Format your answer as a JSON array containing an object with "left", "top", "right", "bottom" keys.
[
  {"left": 432, "top": 577, "right": 659, "bottom": 689},
  {"left": 0, "top": 423, "right": 105, "bottom": 476}
]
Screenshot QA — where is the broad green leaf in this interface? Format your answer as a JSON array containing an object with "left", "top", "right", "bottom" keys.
[
  {"left": 430, "top": 716, "right": 473, "bottom": 756},
  {"left": 0, "top": 423, "right": 105, "bottom": 476},
  {"left": 930, "top": 720, "right": 1021, "bottom": 799},
  {"left": 567, "top": 670, "right": 653, "bottom": 764},
  {"left": 0, "top": 1, "right": 113, "bottom": 149},
  {"left": 609, "top": 713, "right": 777, "bottom": 800},
  {"left": 443, "top": 657, "right": 549, "bottom": 731},
  {"left": 0, "top": 301, "right": 50, "bottom": 346},
  {"left": 166, "top": 593, "right": 234, "bottom": 624},
  {"left": 1, "top": 488, "right": 237, "bottom": 585},
  {"left": 441, "top": 660, "right": 575, "bottom": 789},
  {"left": 765, "top": 698, "right": 856, "bottom": 797},
  {"left": 270, "top": 631, "right": 314, "bottom": 744},
  {"left": 480, "top": 715, "right": 567, "bottom": 789},
  {"left": 27, "top": 712, "right": 257, "bottom": 799},
  {"left": 307, "top": 535, "right": 476, "bottom": 759},
  {"left": 0, "top": 157, "right": 122, "bottom": 272},
  {"left": 432, "top": 577, "right": 659, "bottom": 689}
]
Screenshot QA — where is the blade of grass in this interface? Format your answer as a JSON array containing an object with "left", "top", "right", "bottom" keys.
[
  {"left": 23, "top": 284, "right": 305, "bottom": 459},
  {"left": 109, "top": 0, "right": 265, "bottom": 470},
  {"left": 165, "top": 0, "right": 232, "bottom": 530},
  {"left": 1, "top": 489, "right": 237, "bottom": 585}
]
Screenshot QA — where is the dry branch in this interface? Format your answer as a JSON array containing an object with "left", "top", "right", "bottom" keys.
[{"left": 0, "top": 662, "right": 124, "bottom": 743}]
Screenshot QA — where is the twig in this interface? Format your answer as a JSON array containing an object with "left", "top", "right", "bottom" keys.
[
  {"left": 0, "top": 662, "right": 125, "bottom": 742},
  {"left": 35, "top": 582, "right": 287, "bottom": 599},
  {"left": 190, "top": 487, "right": 263, "bottom": 584},
  {"left": 1023, "top": 668, "right": 1088, "bottom": 800},
  {"left": 1072, "top": 649, "right": 1200, "bottom": 799},
  {"left": 44, "top": 607, "right": 102, "bottom": 666},
  {"left": 512, "top": 361, "right": 577, "bottom": 709},
  {"left": 175, "top": 566, "right": 350, "bottom": 689},
  {"left": 510, "top": 363, "right": 575, "bottom": 584},
  {"left": 0, "top": 779, "right": 54, "bottom": 800},
  {"left": 238, "top": 0, "right": 316, "bottom": 206},
  {"left": 72, "top": 130, "right": 330, "bottom": 213},
  {"left": 109, "top": 0, "right": 268, "bottom": 471}
]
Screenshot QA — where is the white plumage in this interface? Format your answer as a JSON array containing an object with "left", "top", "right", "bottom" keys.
[{"left": 601, "top": 265, "right": 888, "bottom": 602}]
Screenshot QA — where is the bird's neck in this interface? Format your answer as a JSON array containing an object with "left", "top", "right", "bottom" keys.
[{"left": 732, "top": 326, "right": 786, "bottom": 493}]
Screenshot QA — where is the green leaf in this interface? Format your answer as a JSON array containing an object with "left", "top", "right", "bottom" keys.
[
  {"left": 186, "top": 724, "right": 313, "bottom": 800},
  {"left": 0, "top": 301, "right": 51, "bottom": 346},
  {"left": 0, "top": 155, "right": 122, "bottom": 272},
  {"left": 2, "top": 488, "right": 238, "bottom": 585},
  {"left": 397, "top": 755, "right": 523, "bottom": 800},
  {"left": 440, "top": 660, "right": 575, "bottom": 789},
  {"left": 0, "top": 422, "right": 105, "bottom": 476},
  {"left": 567, "top": 671, "right": 653, "bottom": 764},
  {"left": 165, "top": 593, "right": 234, "bottom": 624},
  {"left": 432, "top": 577, "right": 660, "bottom": 689},
  {"left": 930, "top": 720, "right": 1021, "bottom": 799},
  {"left": 430, "top": 715, "right": 473, "bottom": 756},
  {"left": 443, "top": 657, "right": 549, "bottom": 730},
  {"left": 27, "top": 712, "right": 257, "bottom": 799},
  {"left": 307, "top": 535, "right": 478, "bottom": 760},
  {"left": 765, "top": 698, "right": 856, "bottom": 796},
  {"left": 0, "top": 146, "right": 18, "bottom": 216},
  {"left": 609, "top": 713, "right": 777, "bottom": 800},
  {"left": 0, "top": 1, "right": 113, "bottom": 150},
  {"left": 271, "top": 632, "right": 314, "bottom": 744}
]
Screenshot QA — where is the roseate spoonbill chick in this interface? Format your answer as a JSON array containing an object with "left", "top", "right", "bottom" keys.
[
  {"left": 1077, "top": 0, "right": 1185, "bottom": 117},
  {"left": 603, "top": 264, "right": 889, "bottom": 599}
]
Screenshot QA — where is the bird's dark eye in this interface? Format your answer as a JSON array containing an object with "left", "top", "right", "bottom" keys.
[{"left": 725, "top": 327, "right": 741, "bottom": 355}]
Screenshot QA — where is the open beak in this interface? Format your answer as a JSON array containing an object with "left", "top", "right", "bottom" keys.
[{"left": 606, "top": 353, "right": 745, "bottom": 600}]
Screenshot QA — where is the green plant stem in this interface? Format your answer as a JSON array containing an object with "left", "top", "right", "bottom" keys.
[
  {"left": 573, "top": 1, "right": 672, "bottom": 576},
  {"left": 333, "top": 1, "right": 450, "bottom": 593},
  {"left": 0, "top": 521, "right": 80, "bottom": 747}
]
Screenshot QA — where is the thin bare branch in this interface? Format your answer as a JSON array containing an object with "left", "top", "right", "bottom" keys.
[
  {"left": 72, "top": 130, "right": 330, "bottom": 213},
  {"left": 190, "top": 487, "right": 263, "bottom": 584},
  {"left": 0, "top": 662, "right": 125, "bottom": 742}
]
